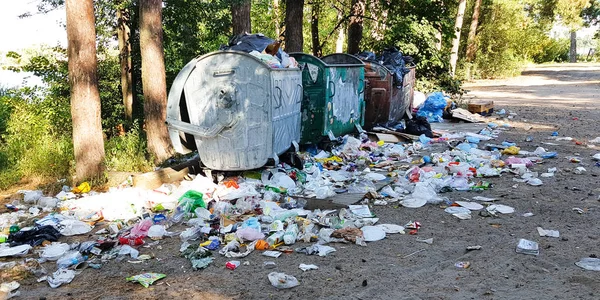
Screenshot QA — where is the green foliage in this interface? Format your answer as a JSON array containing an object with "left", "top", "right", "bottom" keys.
[
  {"left": 104, "top": 121, "right": 154, "bottom": 172},
  {"left": 162, "top": 0, "right": 231, "bottom": 86},
  {"left": 532, "top": 38, "right": 570, "bottom": 63},
  {"left": 467, "top": 0, "right": 545, "bottom": 78},
  {"left": 0, "top": 93, "right": 73, "bottom": 189},
  {"left": 378, "top": 1, "right": 460, "bottom": 94}
]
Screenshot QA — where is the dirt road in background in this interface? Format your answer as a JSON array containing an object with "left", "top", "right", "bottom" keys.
[{"left": 12, "top": 63, "right": 600, "bottom": 299}]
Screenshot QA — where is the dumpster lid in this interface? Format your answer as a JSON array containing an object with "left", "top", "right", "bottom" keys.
[{"left": 321, "top": 53, "right": 365, "bottom": 67}]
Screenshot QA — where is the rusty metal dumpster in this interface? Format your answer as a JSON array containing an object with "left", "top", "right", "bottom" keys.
[
  {"left": 362, "top": 60, "right": 416, "bottom": 129},
  {"left": 165, "top": 50, "right": 303, "bottom": 171},
  {"left": 289, "top": 53, "right": 365, "bottom": 143}
]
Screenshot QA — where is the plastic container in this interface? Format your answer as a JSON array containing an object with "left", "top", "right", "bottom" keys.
[
  {"left": 166, "top": 51, "right": 303, "bottom": 170},
  {"left": 283, "top": 223, "right": 298, "bottom": 245},
  {"left": 266, "top": 231, "right": 284, "bottom": 246},
  {"left": 56, "top": 251, "right": 87, "bottom": 269},
  {"left": 289, "top": 53, "right": 365, "bottom": 143}
]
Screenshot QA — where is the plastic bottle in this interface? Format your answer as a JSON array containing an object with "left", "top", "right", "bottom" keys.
[
  {"left": 283, "top": 223, "right": 298, "bottom": 245},
  {"left": 56, "top": 251, "right": 87, "bottom": 269},
  {"left": 267, "top": 231, "right": 284, "bottom": 246},
  {"left": 273, "top": 211, "right": 298, "bottom": 222}
]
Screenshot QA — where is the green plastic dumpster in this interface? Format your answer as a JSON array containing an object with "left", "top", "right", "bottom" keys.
[{"left": 289, "top": 53, "right": 365, "bottom": 143}]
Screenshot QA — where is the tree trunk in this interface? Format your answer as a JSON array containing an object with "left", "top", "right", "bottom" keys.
[
  {"left": 311, "top": 0, "right": 321, "bottom": 56},
  {"left": 140, "top": 0, "right": 173, "bottom": 163},
  {"left": 273, "top": 0, "right": 281, "bottom": 37},
  {"left": 284, "top": 0, "right": 304, "bottom": 53},
  {"left": 347, "top": 0, "right": 365, "bottom": 55},
  {"left": 66, "top": 0, "right": 105, "bottom": 181},
  {"left": 117, "top": 7, "right": 133, "bottom": 121},
  {"left": 231, "top": 0, "right": 251, "bottom": 35},
  {"left": 570, "top": 31, "right": 577, "bottom": 63},
  {"left": 449, "top": 0, "right": 467, "bottom": 76},
  {"left": 465, "top": 0, "right": 481, "bottom": 62},
  {"left": 435, "top": 28, "right": 442, "bottom": 51},
  {"left": 336, "top": 8, "right": 345, "bottom": 53}
]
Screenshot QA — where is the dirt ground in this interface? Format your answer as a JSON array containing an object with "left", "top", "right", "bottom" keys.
[{"left": 5, "top": 63, "right": 600, "bottom": 300}]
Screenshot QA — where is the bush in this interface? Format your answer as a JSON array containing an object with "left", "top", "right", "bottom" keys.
[
  {"left": 0, "top": 96, "right": 73, "bottom": 189},
  {"left": 533, "top": 38, "right": 570, "bottom": 63},
  {"left": 104, "top": 122, "right": 154, "bottom": 172}
]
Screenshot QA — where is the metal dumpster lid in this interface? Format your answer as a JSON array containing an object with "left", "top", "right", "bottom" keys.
[{"left": 288, "top": 52, "right": 365, "bottom": 68}]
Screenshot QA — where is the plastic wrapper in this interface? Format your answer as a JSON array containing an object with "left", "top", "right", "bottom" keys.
[
  {"left": 126, "top": 273, "right": 166, "bottom": 288},
  {"left": 47, "top": 268, "right": 76, "bottom": 288}
]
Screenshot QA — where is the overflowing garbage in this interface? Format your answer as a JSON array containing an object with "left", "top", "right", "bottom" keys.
[{"left": 3, "top": 97, "right": 600, "bottom": 294}]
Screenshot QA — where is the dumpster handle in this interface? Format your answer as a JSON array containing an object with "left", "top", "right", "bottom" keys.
[
  {"left": 275, "top": 86, "right": 283, "bottom": 108},
  {"left": 166, "top": 119, "right": 228, "bottom": 138},
  {"left": 329, "top": 80, "right": 336, "bottom": 97},
  {"left": 358, "top": 78, "right": 365, "bottom": 94},
  {"left": 296, "top": 84, "right": 303, "bottom": 103}
]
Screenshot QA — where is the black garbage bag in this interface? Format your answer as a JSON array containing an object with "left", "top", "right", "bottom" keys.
[
  {"left": 404, "top": 116, "right": 433, "bottom": 138},
  {"left": 8, "top": 225, "right": 62, "bottom": 247},
  {"left": 356, "top": 51, "right": 377, "bottom": 62},
  {"left": 378, "top": 47, "right": 410, "bottom": 87},
  {"left": 220, "top": 33, "right": 282, "bottom": 59}
]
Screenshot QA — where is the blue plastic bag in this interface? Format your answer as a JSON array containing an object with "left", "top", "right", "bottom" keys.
[{"left": 416, "top": 92, "right": 447, "bottom": 123}]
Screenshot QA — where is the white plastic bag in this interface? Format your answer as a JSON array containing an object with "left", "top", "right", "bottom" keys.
[
  {"left": 59, "top": 219, "right": 93, "bottom": 236},
  {"left": 268, "top": 272, "right": 299, "bottom": 289}
]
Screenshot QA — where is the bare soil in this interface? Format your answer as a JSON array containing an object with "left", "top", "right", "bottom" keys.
[{"left": 5, "top": 63, "right": 600, "bottom": 300}]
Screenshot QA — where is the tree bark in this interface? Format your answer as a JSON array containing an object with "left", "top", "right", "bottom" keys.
[
  {"left": 465, "top": 0, "right": 481, "bottom": 62},
  {"left": 231, "top": 0, "right": 251, "bottom": 35},
  {"left": 435, "top": 28, "right": 442, "bottom": 51},
  {"left": 311, "top": 0, "right": 321, "bottom": 56},
  {"left": 140, "top": 0, "right": 173, "bottom": 163},
  {"left": 449, "top": 0, "right": 467, "bottom": 76},
  {"left": 336, "top": 8, "right": 345, "bottom": 53},
  {"left": 66, "top": 0, "right": 105, "bottom": 181},
  {"left": 570, "top": 31, "right": 577, "bottom": 63},
  {"left": 117, "top": 7, "right": 133, "bottom": 121},
  {"left": 347, "top": 0, "right": 365, "bottom": 55},
  {"left": 284, "top": 0, "right": 304, "bottom": 53}
]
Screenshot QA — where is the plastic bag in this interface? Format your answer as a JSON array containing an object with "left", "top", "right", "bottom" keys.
[
  {"left": 416, "top": 92, "right": 447, "bottom": 123},
  {"left": 59, "top": 220, "right": 92, "bottom": 236},
  {"left": 0, "top": 244, "right": 32, "bottom": 257},
  {"left": 147, "top": 225, "right": 167, "bottom": 240},
  {"left": 236, "top": 227, "right": 265, "bottom": 241},
  {"left": 47, "top": 268, "right": 75, "bottom": 288},
  {"left": 404, "top": 116, "right": 433, "bottom": 137},
  {"left": 8, "top": 225, "right": 61, "bottom": 247},
  {"left": 268, "top": 272, "right": 299, "bottom": 289}
]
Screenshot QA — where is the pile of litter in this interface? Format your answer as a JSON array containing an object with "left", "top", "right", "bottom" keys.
[{"left": 3, "top": 111, "right": 600, "bottom": 292}]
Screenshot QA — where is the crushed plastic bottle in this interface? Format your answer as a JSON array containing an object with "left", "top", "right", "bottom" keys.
[
  {"left": 56, "top": 251, "right": 87, "bottom": 269},
  {"left": 283, "top": 223, "right": 299, "bottom": 245}
]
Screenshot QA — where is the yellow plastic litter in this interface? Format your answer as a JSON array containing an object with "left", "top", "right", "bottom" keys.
[
  {"left": 491, "top": 160, "right": 505, "bottom": 167},
  {"left": 377, "top": 141, "right": 385, "bottom": 146},
  {"left": 501, "top": 146, "right": 520, "bottom": 155},
  {"left": 73, "top": 182, "right": 91, "bottom": 194},
  {"left": 200, "top": 240, "right": 212, "bottom": 247},
  {"left": 433, "top": 173, "right": 443, "bottom": 179},
  {"left": 315, "top": 156, "right": 343, "bottom": 163}
]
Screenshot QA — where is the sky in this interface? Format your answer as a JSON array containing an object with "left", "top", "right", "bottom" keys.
[{"left": 0, "top": 0, "right": 66, "bottom": 88}]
